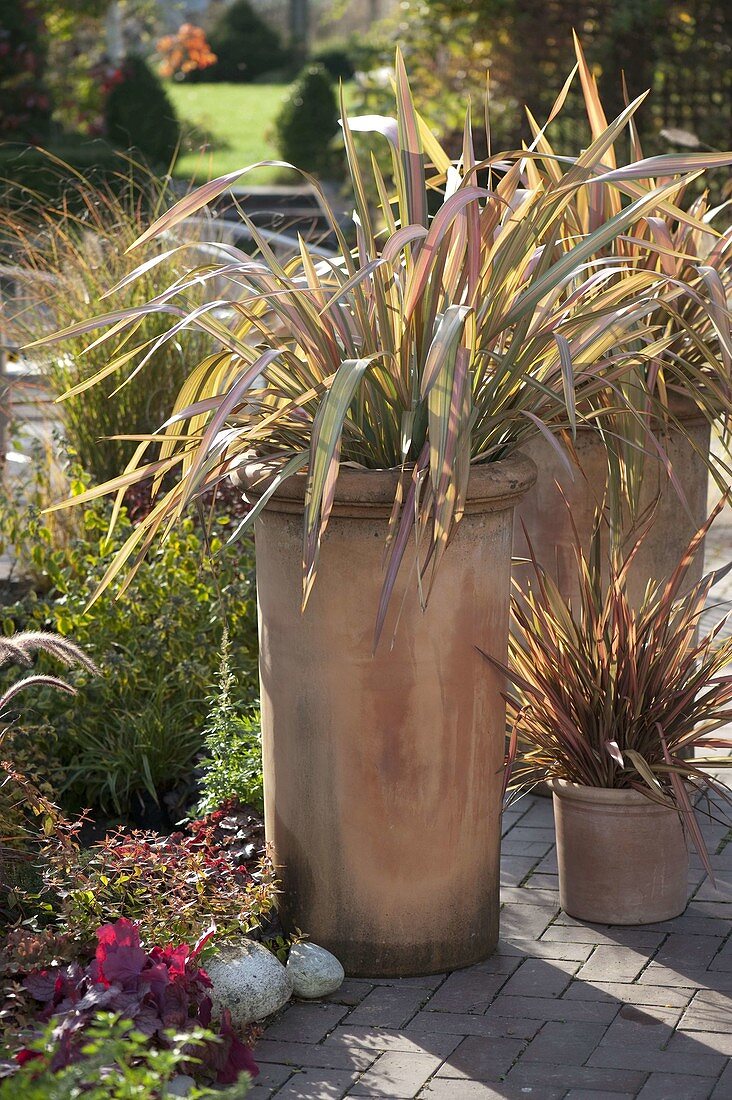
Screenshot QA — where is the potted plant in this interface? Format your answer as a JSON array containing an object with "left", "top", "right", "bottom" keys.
[
  {"left": 492, "top": 504, "right": 732, "bottom": 924},
  {"left": 36, "top": 53, "right": 730, "bottom": 974},
  {"left": 513, "top": 36, "right": 732, "bottom": 607}
]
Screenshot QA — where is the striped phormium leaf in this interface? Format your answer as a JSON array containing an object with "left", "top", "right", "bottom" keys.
[{"left": 34, "top": 49, "right": 732, "bottom": 638}]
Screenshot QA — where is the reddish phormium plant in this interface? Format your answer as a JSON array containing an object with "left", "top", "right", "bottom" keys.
[
  {"left": 484, "top": 500, "right": 732, "bottom": 874},
  {"left": 19, "top": 918, "right": 257, "bottom": 1085}
]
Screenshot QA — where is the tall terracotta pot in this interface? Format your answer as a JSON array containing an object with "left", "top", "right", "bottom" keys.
[
  {"left": 550, "top": 780, "right": 689, "bottom": 924},
  {"left": 513, "top": 409, "right": 711, "bottom": 608},
  {"left": 237, "top": 454, "right": 536, "bottom": 977}
]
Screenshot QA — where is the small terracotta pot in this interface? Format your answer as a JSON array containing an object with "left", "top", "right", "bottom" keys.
[
  {"left": 235, "top": 453, "right": 536, "bottom": 976},
  {"left": 550, "top": 780, "right": 689, "bottom": 924},
  {"left": 513, "top": 407, "right": 711, "bottom": 609}
]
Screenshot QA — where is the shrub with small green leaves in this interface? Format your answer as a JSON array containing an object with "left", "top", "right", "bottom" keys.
[
  {"left": 203, "top": 0, "right": 291, "bottom": 82},
  {"left": 0, "top": 470, "right": 258, "bottom": 815},
  {"left": 274, "top": 64, "right": 340, "bottom": 176},
  {"left": 105, "top": 55, "right": 180, "bottom": 166},
  {"left": 196, "top": 629, "right": 264, "bottom": 817}
]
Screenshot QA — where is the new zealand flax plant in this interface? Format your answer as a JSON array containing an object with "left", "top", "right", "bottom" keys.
[
  {"left": 489, "top": 501, "right": 732, "bottom": 875},
  {"left": 33, "top": 51, "right": 732, "bottom": 641},
  {"left": 522, "top": 35, "right": 732, "bottom": 517}
]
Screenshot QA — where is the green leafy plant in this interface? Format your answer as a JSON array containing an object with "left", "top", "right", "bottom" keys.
[
  {"left": 0, "top": 631, "right": 95, "bottom": 920},
  {"left": 105, "top": 55, "right": 180, "bottom": 167},
  {"left": 34, "top": 51, "right": 732, "bottom": 643},
  {"left": 44, "top": 814, "right": 276, "bottom": 948},
  {"left": 0, "top": 166, "right": 212, "bottom": 485},
  {"left": 0, "top": 476, "right": 258, "bottom": 815},
  {"left": 488, "top": 500, "right": 732, "bottom": 873},
  {"left": 201, "top": 0, "right": 291, "bottom": 82},
  {"left": 0, "top": 1012, "right": 253, "bottom": 1099},
  {"left": 196, "top": 629, "right": 263, "bottom": 816},
  {"left": 274, "top": 64, "right": 340, "bottom": 176}
]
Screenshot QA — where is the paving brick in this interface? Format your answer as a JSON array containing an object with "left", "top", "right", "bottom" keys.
[
  {"left": 433, "top": 1035, "right": 527, "bottom": 1079},
  {"left": 562, "top": 980, "right": 695, "bottom": 1007},
  {"left": 708, "top": 937, "right": 732, "bottom": 972},
  {"left": 564, "top": 1093, "right": 635, "bottom": 1100},
  {"left": 512, "top": 801, "right": 556, "bottom": 828},
  {"left": 522, "top": 873, "right": 561, "bottom": 891},
  {"left": 520, "top": 1020, "right": 607, "bottom": 1065},
  {"left": 499, "top": 903, "right": 557, "bottom": 940},
  {"left": 248, "top": 1088, "right": 278, "bottom": 1100},
  {"left": 254, "top": 1040, "right": 377, "bottom": 1072},
  {"left": 686, "top": 901, "right": 732, "bottom": 920},
  {"left": 540, "top": 925, "right": 666, "bottom": 950},
  {"left": 587, "top": 1043, "right": 727, "bottom": 1076},
  {"left": 680, "top": 990, "right": 732, "bottom": 1033},
  {"left": 365, "top": 974, "right": 447, "bottom": 990},
  {"left": 641, "top": 915, "right": 731, "bottom": 937},
  {"left": 274, "top": 1069, "right": 358, "bottom": 1099},
  {"left": 422, "top": 969, "right": 507, "bottom": 1014},
  {"left": 501, "top": 839, "right": 554, "bottom": 857},
  {"left": 346, "top": 985, "right": 428, "bottom": 1028},
  {"left": 406, "top": 1010, "right": 542, "bottom": 1041},
  {"left": 665, "top": 1029, "right": 732, "bottom": 1055},
  {"left": 499, "top": 886, "right": 559, "bottom": 907},
  {"left": 711, "top": 1061, "right": 732, "bottom": 1099},
  {"left": 640, "top": 965, "right": 732, "bottom": 990},
  {"left": 469, "top": 954, "right": 523, "bottom": 977},
  {"left": 322, "top": 980, "right": 375, "bottom": 1006},
  {"left": 533, "top": 851, "right": 558, "bottom": 874},
  {"left": 500, "top": 857, "right": 541, "bottom": 886},
  {"left": 322, "top": 1026, "right": 461, "bottom": 1059},
  {"left": 597, "top": 1004, "right": 682, "bottom": 1048},
  {"left": 500, "top": 938, "right": 593, "bottom": 962},
  {"left": 577, "top": 945, "right": 650, "bottom": 982},
  {"left": 256, "top": 1064, "right": 295, "bottom": 1090},
  {"left": 501, "top": 826, "right": 557, "bottom": 846},
  {"left": 484, "top": 995, "right": 620, "bottom": 1023},
  {"left": 264, "top": 1004, "right": 349, "bottom": 1044},
  {"left": 498, "top": 957, "right": 578, "bottom": 998},
  {"left": 692, "top": 875, "right": 732, "bottom": 902},
  {"left": 653, "top": 933, "right": 725, "bottom": 970},
  {"left": 348, "top": 1051, "right": 443, "bottom": 1097},
  {"left": 506, "top": 1061, "right": 647, "bottom": 1093},
  {"left": 420, "top": 1082, "right": 563, "bottom": 1099},
  {"left": 635, "top": 1072, "right": 721, "bottom": 1099}
]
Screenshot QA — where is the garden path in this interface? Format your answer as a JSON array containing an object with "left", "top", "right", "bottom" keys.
[{"left": 250, "top": 786, "right": 732, "bottom": 1099}]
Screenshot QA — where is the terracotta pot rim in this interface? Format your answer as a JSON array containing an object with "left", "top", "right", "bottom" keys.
[
  {"left": 231, "top": 451, "right": 537, "bottom": 518},
  {"left": 548, "top": 778, "right": 677, "bottom": 809}
]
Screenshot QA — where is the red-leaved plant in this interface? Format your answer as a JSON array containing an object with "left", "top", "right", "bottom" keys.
[
  {"left": 19, "top": 918, "right": 257, "bottom": 1085},
  {"left": 486, "top": 501, "right": 732, "bottom": 875}
]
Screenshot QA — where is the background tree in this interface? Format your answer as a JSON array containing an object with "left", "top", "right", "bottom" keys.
[{"left": 362, "top": 0, "right": 731, "bottom": 155}]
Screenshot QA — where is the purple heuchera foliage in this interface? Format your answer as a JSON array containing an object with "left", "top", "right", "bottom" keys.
[{"left": 21, "top": 918, "right": 258, "bottom": 1085}]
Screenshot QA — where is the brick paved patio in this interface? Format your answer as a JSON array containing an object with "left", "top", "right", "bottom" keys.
[{"left": 250, "top": 789, "right": 732, "bottom": 1099}]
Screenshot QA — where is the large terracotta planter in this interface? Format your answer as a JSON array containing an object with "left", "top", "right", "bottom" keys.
[
  {"left": 236, "top": 454, "right": 536, "bottom": 977},
  {"left": 550, "top": 780, "right": 689, "bottom": 924},
  {"left": 513, "top": 409, "right": 711, "bottom": 609}
]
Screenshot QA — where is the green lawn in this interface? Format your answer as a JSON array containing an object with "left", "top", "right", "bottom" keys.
[{"left": 168, "top": 82, "right": 292, "bottom": 183}]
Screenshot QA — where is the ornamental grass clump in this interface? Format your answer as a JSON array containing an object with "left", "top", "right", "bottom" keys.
[
  {"left": 0, "top": 165, "right": 212, "bottom": 485},
  {"left": 492, "top": 501, "right": 732, "bottom": 872},
  {"left": 34, "top": 51, "right": 732, "bottom": 636}
]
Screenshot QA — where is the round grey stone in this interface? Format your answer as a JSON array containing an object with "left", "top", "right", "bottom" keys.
[
  {"left": 286, "top": 942, "right": 345, "bottom": 999},
  {"left": 206, "top": 939, "right": 293, "bottom": 1025}
]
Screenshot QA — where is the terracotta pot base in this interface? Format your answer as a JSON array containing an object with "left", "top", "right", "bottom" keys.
[{"left": 551, "top": 781, "right": 689, "bottom": 925}]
